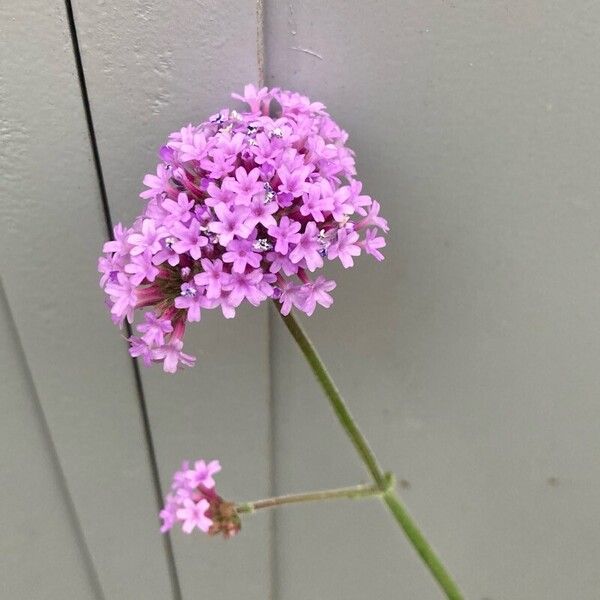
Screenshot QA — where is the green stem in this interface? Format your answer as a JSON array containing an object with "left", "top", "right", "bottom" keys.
[
  {"left": 276, "top": 306, "right": 465, "bottom": 600},
  {"left": 236, "top": 482, "right": 383, "bottom": 514}
]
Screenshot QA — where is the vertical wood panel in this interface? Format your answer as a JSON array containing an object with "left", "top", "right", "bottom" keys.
[
  {"left": 0, "top": 2, "right": 175, "bottom": 598},
  {"left": 0, "top": 285, "right": 99, "bottom": 600},
  {"left": 70, "top": 2, "right": 273, "bottom": 597},
  {"left": 267, "top": 2, "right": 600, "bottom": 599}
]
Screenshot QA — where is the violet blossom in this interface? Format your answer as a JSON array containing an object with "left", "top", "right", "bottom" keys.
[
  {"left": 160, "top": 459, "right": 240, "bottom": 538},
  {"left": 98, "top": 85, "right": 387, "bottom": 372}
]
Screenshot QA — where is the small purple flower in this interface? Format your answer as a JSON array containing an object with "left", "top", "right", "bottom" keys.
[
  {"left": 267, "top": 251, "right": 299, "bottom": 276},
  {"left": 98, "top": 253, "right": 124, "bottom": 287},
  {"left": 300, "top": 184, "right": 328, "bottom": 222},
  {"left": 209, "top": 204, "right": 251, "bottom": 245},
  {"left": 302, "top": 277, "right": 336, "bottom": 316},
  {"left": 278, "top": 282, "right": 306, "bottom": 316},
  {"left": 162, "top": 192, "right": 195, "bottom": 225},
  {"left": 152, "top": 237, "right": 181, "bottom": 267},
  {"left": 194, "top": 258, "right": 229, "bottom": 299},
  {"left": 140, "top": 164, "right": 171, "bottom": 200},
  {"left": 327, "top": 228, "right": 361, "bottom": 268},
  {"left": 217, "top": 291, "right": 237, "bottom": 319},
  {"left": 173, "top": 283, "right": 201, "bottom": 322},
  {"left": 205, "top": 181, "right": 236, "bottom": 208},
  {"left": 289, "top": 222, "right": 323, "bottom": 272},
  {"left": 137, "top": 312, "right": 173, "bottom": 346},
  {"left": 222, "top": 238, "right": 262, "bottom": 273},
  {"left": 250, "top": 133, "right": 283, "bottom": 166},
  {"left": 231, "top": 83, "right": 269, "bottom": 113},
  {"left": 153, "top": 339, "right": 196, "bottom": 373},
  {"left": 171, "top": 219, "right": 208, "bottom": 260},
  {"left": 362, "top": 228, "right": 386, "bottom": 261},
  {"left": 176, "top": 498, "right": 212, "bottom": 534},
  {"left": 178, "top": 131, "right": 208, "bottom": 162},
  {"left": 217, "top": 132, "right": 245, "bottom": 157},
  {"left": 358, "top": 200, "right": 389, "bottom": 232},
  {"left": 321, "top": 182, "right": 353, "bottom": 222},
  {"left": 245, "top": 195, "right": 278, "bottom": 230},
  {"left": 159, "top": 495, "right": 178, "bottom": 533},
  {"left": 224, "top": 166, "right": 263, "bottom": 205},
  {"left": 128, "top": 219, "right": 166, "bottom": 256},
  {"left": 172, "top": 460, "right": 192, "bottom": 491},
  {"left": 277, "top": 164, "right": 312, "bottom": 198},
  {"left": 105, "top": 273, "right": 136, "bottom": 323},
  {"left": 226, "top": 269, "right": 269, "bottom": 306},
  {"left": 330, "top": 187, "right": 354, "bottom": 222},
  {"left": 348, "top": 179, "right": 372, "bottom": 216},
  {"left": 277, "top": 191, "right": 294, "bottom": 208},
  {"left": 128, "top": 336, "right": 155, "bottom": 367},
  {"left": 103, "top": 223, "right": 131, "bottom": 256},
  {"left": 267, "top": 216, "right": 301, "bottom": 255},
  {"left": 200, "top": 149, "right": 236, "bottom": 179},
  {"left": 186, "top": 459, "right": 221, "bottom": 489},
  {"left": 124, "top": 250, "right": 159, "bottom": 285}
]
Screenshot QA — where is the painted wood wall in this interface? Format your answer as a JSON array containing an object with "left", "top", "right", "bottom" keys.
[{"left": 2, "top": 1, "right": 600, "bottom": 599}]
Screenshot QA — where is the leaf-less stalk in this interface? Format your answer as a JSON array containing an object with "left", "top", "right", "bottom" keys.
[{"left": 275, "top": 306, "right": 465, "bottom": 600}]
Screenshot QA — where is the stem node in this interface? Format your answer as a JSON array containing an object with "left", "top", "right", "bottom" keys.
[{"left": 382, "top": 471, "right": 396, "bottom": 495}]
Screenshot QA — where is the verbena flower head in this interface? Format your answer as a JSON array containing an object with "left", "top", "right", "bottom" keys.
[
  {"left": 160, "top": 459, "right": 240, "bottom": 537},
  {"left": 99, "top": 85, "right": 388, "bottom": 372}
]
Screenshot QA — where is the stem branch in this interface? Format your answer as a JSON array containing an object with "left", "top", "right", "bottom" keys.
[
  {"left": 275, "top": 306, "right": 465, "bottom": 600},
  {"left": 237, "top": 482, "right": 382, "bottom": 514}
]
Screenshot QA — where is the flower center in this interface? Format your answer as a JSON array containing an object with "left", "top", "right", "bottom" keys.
[{"left": 253, "top": 238, "right": 273, "bottom": 252}]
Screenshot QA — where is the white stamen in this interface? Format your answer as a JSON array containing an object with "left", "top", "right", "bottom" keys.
[
  {"left": 253, "top": 238, "right": 273, "bottom": 252},
  {"left": 181, "top": 285, "right": 197, "bottom": 297}
]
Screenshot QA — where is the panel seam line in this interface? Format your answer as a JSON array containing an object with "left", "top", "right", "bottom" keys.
[
  {"left": 0, "top": 279, "right": 106, "bottom": 600},
  {"left": 63, "top": 2, "right": 182, "bottom": 598},
  {"left": 256, "top": 3, "right": 278, "bottom": 600}
]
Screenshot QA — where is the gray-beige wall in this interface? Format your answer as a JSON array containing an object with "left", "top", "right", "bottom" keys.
[{"left": 2, "top": 1, "right": 599, "bottom": 599}]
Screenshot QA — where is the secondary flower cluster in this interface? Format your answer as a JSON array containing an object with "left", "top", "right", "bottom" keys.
[
  {"left": 159, "top": 459, "right": 240, "bottom": 537},
  {"left": 99, "top": 85, "right": 388, "bottom": 372}
]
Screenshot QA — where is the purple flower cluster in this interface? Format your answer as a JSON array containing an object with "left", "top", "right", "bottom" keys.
[
  {"left": 99, "top": 85, "right": 388, "bottom": 372},
  {"left": 159, "top": 459, "right": 222, "bottom": 535}
]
